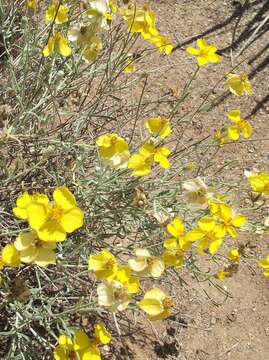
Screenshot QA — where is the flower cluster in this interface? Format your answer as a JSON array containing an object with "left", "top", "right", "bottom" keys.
[
  {"left": 96, "top": 117, "right": 172, "bottom": 176},
  {"left": 88, "top": 248, "right": 172, "bottom": 320},
  {"left": 54, "top": 323, "right": 111, "bottom": 360},
  {"left": 42, "top": 0, "right": 116, "bottom": 60},
  {"left": 120, "top": 3, "right": 173, "bottom": 55},
  {"left": 41, "top": 1, "right": 172, "bottom": 64},
  {"left": 185, "top": 37, "right": 252, "bottom": 147},
  {"left": 1, "top": 187, "right": 84, "bottom": 268}
]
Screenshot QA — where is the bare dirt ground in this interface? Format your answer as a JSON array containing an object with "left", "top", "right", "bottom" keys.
[{"left": 118, "top": 0, "right": 269, "bottom": 359}]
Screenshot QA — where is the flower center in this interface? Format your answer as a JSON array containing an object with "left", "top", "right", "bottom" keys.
[
  {"left": 80, "top": 26, "right": 87, "bottom": 35},
  {"left": 200, "top": 48, "right": 209, "bottom": 58},
  {"left": 49, "top": 204, "right": 62, "bottom": 221},
  {"left": 110, "top": 136, "right": 118, "bottom": 146},
  {"left": 114, "top": 287, "right": 127, "bottom": 301},
  {"left": 69, "top": 351, "right": 77, "bottom": 360},
  {"left": 146, "top": 257, "right": 154, "bottom": 266},
  {"left": 162, "top": 296, "right": 173, "bottom": 309},
  {"left": 197, "top": 189, "right": 206, "bottom": 197},
  {"left": 104, "top": 258, "right": 115, "bottom": 270}
]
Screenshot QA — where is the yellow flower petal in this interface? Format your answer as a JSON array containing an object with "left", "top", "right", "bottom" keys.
[
  {"left": 144, "top": 287, "right": 166, "bottom": 301},
  {"left": 60, "top": 207, "right": 84, "bottom": 233},
  {"left": 58, "top": 37, "right": 72, "bottom": 57},
  {"left": 2, "top": 244, "right": 21, "bottom": 267},
  {"left": 228, "top": 125, "right": 240, "bottom": 140},
  {"left": 19, "top": 246, "right": 38, "bottom": 263},
  {"left": 14, "top": 231, "right": 36, "bottom": 251},
  {"left": 27, "top": 202, "right": 48, "bottom": 230},
  {"left": 163, "top": 237, "right": 178, "bottom": 249},
  {"left": 94, "top": 323, "right": 111, "bottom": 345},
  {"left": 208, "top": 239, "right": 222, "bottom": 255},
  {"left": 58, "top": 335, "right": 73, "bottom": 350},
  {"left": 138, "top": 298, "right": 163, "bottom": 316},
  {"left": 34, "top": 247, "right": 56, "bottom": 267},
  {"left": 128, "top": 257, "right": 147, "bottom": 272},
  {"left": 198, "top": 217, "right": 216, "bottom": 232},
  {"left": 81, "top": 346, "right": 101, "bottom": 360},
  {"left": 232, "top": 215, "right": 246, "bottom": 227},
  {"left": 73, "top": 330, "right": 91, "bottom": 351},
  {"left": 53, "top": 186, "right": 76, "bottom": 209},
  {"left": 37, "top": 220, "right": 66, "bottom": 242},
  {"left": 150, "top": 259, "right": 165, "bottom": 277},
  {"left": 53, "top": 345, "right": 68, "bottom": 360}
]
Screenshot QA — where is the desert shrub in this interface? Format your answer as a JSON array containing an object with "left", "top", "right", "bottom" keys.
[{"left": 0, "top": 1, "right": 267, "bottom": 359}]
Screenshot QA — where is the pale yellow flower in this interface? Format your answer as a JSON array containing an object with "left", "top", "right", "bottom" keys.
[
  {"left": 128, "top": 248, "right": 165, "bottom": 278},
  {"left": 88, "top": 250, "right": 117, "bottom": 280},
  {"left": 145, "top": 117, "right": 171, "bottom": 139},
  {"left": 96, "top": 133, "right": 130, "bottom": 169},
  {"left": 97, "top": 280, "right": 132, "bottom": 312},
  {"left": 226, "top": 72, "right": 251, "bottom": 96},
  {"left": 182, "top": 177, "right": 211, "bottom": 208},
  {"left": 14, "top": 231, "right": 56, "bottom": 267},
  {"left": 138, "top": 287, "right": 173, "bottom": 321}
]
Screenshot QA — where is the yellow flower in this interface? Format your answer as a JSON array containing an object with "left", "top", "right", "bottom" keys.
[
  {"left": 123, "top": 55, "right": 136, "bottom": 73},
  {"left": 145, "top": 117, "right": 171, "bottom": 139},
  {"left": 182, "top": 177, "right": 211, "bottom": 208},
  {"left": 166, "top": 217, "right": 185, "bottom": 238},
  {"left": 97, "top": 280, "right": 132, "bottom": 312},
  {"left": 115, "top": 265, "right": 140, "bottom": 293},
  {"left": 45, "top": 1, "right": 69, "bottom": 24},
  {"left": 186, "top": 38, "right": 221, "bottom": 66},
  {"left": 127, "top": 153, "right": 153, "bottom": 177},
  {"left": 227, "top": 248, "right": 240, "bottom": 263},
  {"left": 215, "top": 129, "right": 229, "bottom": 146},
  {"left": 258, "top": 254, "right": 269, "bottom": 277},
  {"left": 227, "top": 110, "right": 252, "bottom": 141},
  {"left": 164, "top": 217, "right": 192, "bottom": 251},
  {"left": 148, "top": 35, "right": 173, "bottom": 55},
  {"left": 208, "top": 197, "right": 227, "bottom": 217},
  {"left": 138, "top": 288, "right": 173, "bottom": 321},
  {"left": 27, "top": 0, "right": 37, "bottom": 9},
  {"left": 226, "top": 72, "right": 251, "bottom": 96},
  {"left": 120, "top": 3, "right": 158, "bottom": 39},
  {"left": 88, "top": 250, "right": 117, "bottom": 280},
  {"left": 14, "top": 231, "right": 56, "bottom": 267},
  {"left": 96, "top": 133, "right": 130, "bottom": 169},
  {"left": 82, "top": 36, "right": 103, "bottom": 63},
  {"left": 94, "top": 323, "right": 112, "bottom": 345},
  {"left": 215, "top": 269, "right": 231, "bottom": 282},
  {"left": 68, "top": 24, "right": 99, "bottom": 48},
  {"left": 185, "top": 217, "right": 225, "bottom": 255},
  {"left": 128, "top": 248, "right": 165, "bottom": 278},
  {"left": 246, "top": 171, "right": 269, "bottom": 195},
  {"left": 128, "top": 143, "right": 171, "bottom": 176},
  {"left": 26, "top": 186, "right": 84, "bottom": 242},
  {"left": 217, "top": 204, "right": 246, "bottom": 238},
  {"left": 13, "top": 192, "right": 49, "bottom": 220},
  {"left": 54, "top": 330, "right": 100, "bottom": 360},
  {"left": 163, "top": 248, "right": 184, "bottom": 268},
  {"left": 43, "top": 32, "right": 72, "bottom": 57},
  {"left": 1, "top": 244, "right": 21, "bottom": 267},
  {"left": 87, "top": 0, "right": 116, "bottom": 27}
]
